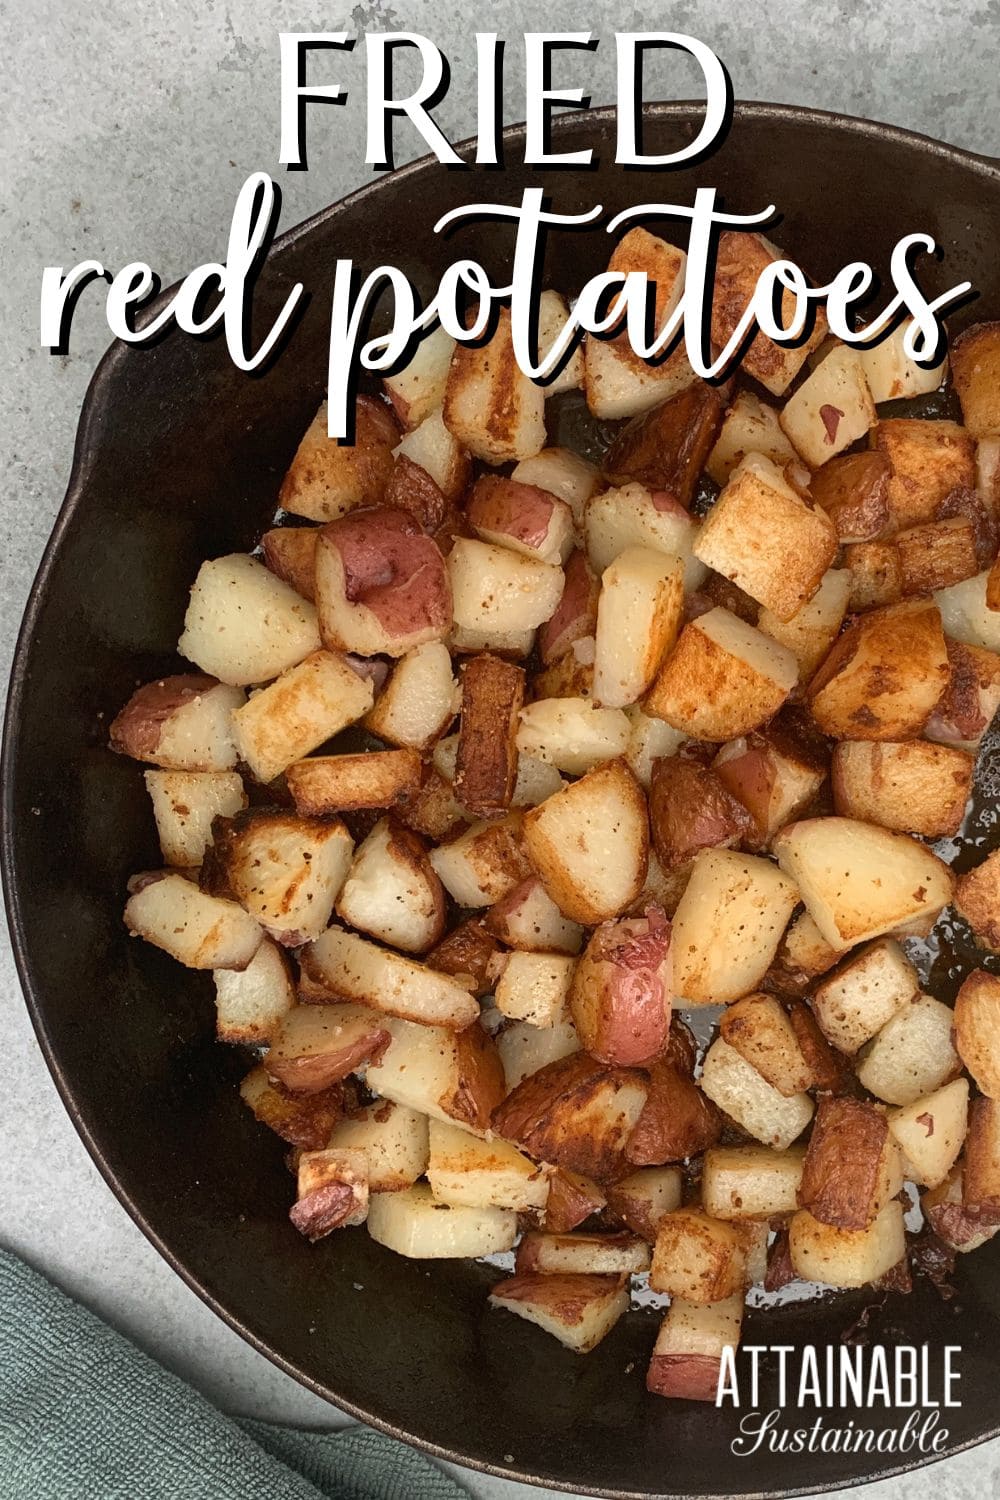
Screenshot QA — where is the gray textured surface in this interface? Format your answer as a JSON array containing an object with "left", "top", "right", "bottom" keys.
[{"left": 1, "top": 3, "right": 998, "bottom": 1498}]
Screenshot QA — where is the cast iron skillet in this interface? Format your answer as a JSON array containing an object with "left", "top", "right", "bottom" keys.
[{"left": 4, "top": 103, "right": 1000, "bottom": 1499}]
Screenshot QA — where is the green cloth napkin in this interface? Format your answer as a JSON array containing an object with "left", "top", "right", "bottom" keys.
[{"left": 0, "top": 1247, "right": 470, "bottom": 1500}]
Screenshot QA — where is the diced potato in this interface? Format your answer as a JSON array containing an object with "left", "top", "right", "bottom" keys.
[
  {"left": 366, "top": 1017, "right": 505, "bottom": 1133},
  {"left": 492, "top": 1052, "right": 648, "bottom": 1179},
  {"left": 710, "top": 232, "right": 827, "bottom": 395},
  {"left": 670, "top": 849, "right": 799, "bottom": 1005},
  {"left": 369, "top": 1183, "right": 517, "bottom": 1258},
  {"left": 315, "top": 507, "right": 452, "bottom": 657},
  {"left": 786, "top": 1002, "right": 852, "bottom": 1094},
  {"left": 239, "top": 1064, "right": 346, "bottom": 1151},
  {"left": 650, "top": 1208, "right": 748, "bottom": 1304},
  {"left": 213, "top": 937, "right": 294, "bottom": 1044},
  {"left": 584, "top": 482, "right": 706, "bottom": 590},
  {"left": 443, "top": 308, "right": 546, "bottom": 462},
  {"left": 511, "top": 448, "right": 600, "bottom": 526},
  {"left": 535, "top": 289, "right": 585, "bottom": 396},
  {"left": 797, "top": 1096, "right": 902, "bottom": 1229},
  {"left": 427, "top": 918, "right": 500, "bottom": 997},
  {"left": 267, "top": 1003, "right": 392, "bottom": 1093},
  {"left": 699, "top": 1038, "right": 813, "bottom": 1150},
  {"left": 773, "top": 818, "right": 954, "bottom": 953},
  {"left": 497, "top": 1016, "right": 581, "bottom": 1091},
  {"left": 484, "top": 877, "right": 584, "bottom": 956},
  {"left": 646, "top": 1293, "right": 744, "bottom": 1401},
  {"left": 592, "top": 547, "right": 684, "bottom": 708},
  {"left": 856, "top": 995, "right": 961, "bottom": 1106},
  {"left": 949, "top": 321, "right": 1000, "bottom": 438},
  {"left": 110, "top": 676, "right": 246, "bottom": 771},
  {"left": 712, "top": 724, "right": 826, "bottom": 852},
  {"left": 466, "top": 475, "right": 574, "bottom": 566},
  {"left": 720, "top": 993, "right": 815, "bottom": 1096},
  {"left": 872, "top": 418, "right": 977, "bottom": 531},
  {"left": 516, "top": 1230, "right": 649, "bottom": 1276},
  {"left": 427, "top": 1119, "right": 550, "bottom": 1212},
  {"left": 144, "top": 770, "right": 246, "bottom": 867},
  {"left": 757, "top": 569, "right": 852, "bottom": 682},
  {"left": 334, "top": 818, "right": 445, "bottom": 955},
  {"left": 289, "top": 1147, "right": 369, "bottom": 1240},
  {"left": 384, "top": 326, "right": 456, "bottom": 429},
  {"left": 327, "top": 1101, "right": 429, "bottom": 1192},
  {"left": 232, "top": 651, "right": 374, "bottom": 784},
  {"left": 780, "top": 346, "right": 876, "bottom": 468},
  {"left": 626, "top": 1056, "right": 722, "bottom": 1165},
  {"left": 624, "top": 707, "right": 686, "bottom": 788},
  {"left": 516, "top": 698, "right": 631, "bottom": 775},
  {"left": 644, "top": 607, "right": 797, "bottom": 740},
  {"left": 601, "top": 383, "right": 724, "bottom": 503},
  {"left": 537, "top": 550, "right": 599, "bottom": 670},
  {"left": 898, "top": 516, "right": 981, "bottom": 595},
  {"left": 845, "top": 540, "right": 903, "bottom": 611},
  {"left": 831, "top": 740, "right": 974, "bottom": 838},
  {"left": 788, "top": 1201, "right": 906, "bottom": 1287},
  {"left": 394, "top": 769, "right": 470, "bottom": 843},
  {"left": 429, "top": 814, "right": 532, "bottom": 907},
  {"left": 434, "top": 735, "right": 565, "bottom": 811},
  {"left": 888, "top": 1079, "right": 969, "bottom": 1188},
  {"left": 767, "top": 910, "right": 841, "bottom": 994},
  {"left": 923, "top": 1165, "right": 1000, "bottom": 1253},
  {"left": 696, "top": 455, "right": 837, "bottom": 622},
  {"left": 495, "top": 952, "right": 576, "bottom": 1028},
  {"left": 391, "top": 407, "right": 470, "bottom": 509},
  {"left": 584, "top": 232, "right": 694, "bottom": 420},
  {"left": 279, "top": 396, "right": 399, "bottom": 521},
  {"left": 934, "top": 568, "right": 1000, "bottom": 653},
  {"left": 301, "top": 924, "right": 477, "bottom": 1030},
  {"left": 808, "top": 599, "right": 949, "bottom": 740},
  {"left": 955, "top": 852, "right": 1000, "bottom": 951},
  {"left": 542, "top": 1168, "right": 605, "bottom": 1233},
  {"left": 364, "top": 641, "right": 458, "bottom": 750},
  {"left": 954, "top": 969, "right": 1000, "bottom": 1096},
  {"left": 448, "top": 538, "right": 564, "bottom": 635},
  {"left": 706, "top": 391, "right": 798, "bottom": 485},
  {"left": 647, "top": 756, "right": 748, "bottom": 872},
  {"left": 857, "top": 318, "right": 947, "bottom": 404},
  {"left": 261, "top": 527, "right": 319, "bottom": 602},
  {"left": 701, "top": 1145, "right": 805, "bottom": 1221},
  {"left": 810, "top": 451, "right": 891, "bottom": 544},
  {"left": 489, "top": 1271, "right": 629, "bottom": 1352},
  {"left": 569, "top": 910, "right": 672, "bottom": 1067},
  {"left": 452, "top": 654, "right": 525, "bottom": 818},
  {"left": 810, "top": 939, "right": 920, "bottom": 1054},
  {"left": 204, "top": 809, "right": 353, "bottom": 945},
  {"left": 178, "top": 555, "right": 321, "bottom": 686},
  {"left": 521, "top": 760, "right": 649, "bottom": 924},
  {"left": 124, "top": 873, "right": 262, "bottom": 971},
  {"left": 963, "top": 1097, "right": 1000, "bottom": 1216},
  {"left": 606, "top": 1167, "right": 683, "bottom": 1241},
  {"left": 449, "top": 622, "right": 535, "bottom": 658},
  {"left": 286, "top": 747, "right": 422, "bottom": 815}
]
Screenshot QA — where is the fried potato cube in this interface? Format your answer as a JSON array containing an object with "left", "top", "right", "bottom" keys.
[
  {"left": 261, "top": 526, "right": 319, "bottom": 601},
  {"left": 491, "top": 1051, "right": 648, "bottom": 1180},
  {"left": 810, "top": 939, "right": 920, "bottom": 1054},
  {"left": 279, "top": 396, "right": 400, "bottom": 521},
  {"left": 239, "top": 1064, "right": 346, "bottom": 1150},
  {"left": 844, "top": 540, "right": 903, "bottom": 611},
  {"left": 367, "top": 1016, "right": 505, "bottom": 1134},
  {"left": 290, "top": 1147, "right": 369, "bottom": 1240},
  {"left": 466, "top": 475, "right": 574, "bottom": 567},
  {"left": 448, "top": 538, "right": 564, "bottom": 636},
  {"left": 648, "top": 755, "right": 750, "bottom": 872},
  {"left": 954, "top": 969, "right": 1000, "bottom": 1097},
  {"left": 955, "top": 852, "right": 1000, "bottom": 951},
  {"left": 302, "top": 923, "right": 478, "bottom": 1030},
  {"left": 712, "top": 722, "right": 826, "bottom": 851},
  {"left": 701, "top": 1145, "right": 805, "bottom": 1221},
  {"left": 204, "top": 808, "right": 353, "bottom": 945},
  {"left": 606, "top": 1167, "right": 683, "bottom": 1241},
  {"left": 810, "top": 451, "right": 891, "bottom": 544},
  {"left": 427, "top": 918, "right": 501, "bottom": 996},
  {"left": 584, "top": 482, "right": 705, "bottom": 590},
  {"left": 232, "top": 651, "right": 375, "bottom": 785},
  {"left": 592, "top": 547, "right": 684, "bottom": 709},
  {"left": 797, "top": 1097, "right": 902, "bottom": 1229},
  {"left": 453, "top": 654, "right": 525, "bottom": 818},
  {"left": 773, "top": 819, "right": 954, "bottom": 954},
  {"left": 334, "top": 818, "right": 445, "bottom": 955},
  {"left": 521, "top": 759, "right": 649, "bottom": 924},
  {"left": 963, "top": 1097, "right": 1000, "bottom": 1218},
  {"left": 391, "top": 405, "right": 470, "bottom": 508},
  {"left": 757, "top": 569, "right": 852, "bottom": 683},
  {"left": 495, "top": 952, "right": 576, "bottom": 1029},
  {"left": 857, "top": 318, "right": 947, "bottom": 402},
  {"left": 395, "top": 769, "right": 471, "bottom": 843},
  {"left": 384, "top": 325, "right": 456, "bottom": 429},
  {"left": 427, "top": 1119, "right": 550, "bottom": 1212},
  {"left": 705, "top": 391, "right": 797, "bottom": 485},
  {"left": 923, "top": 1164, "right": 1000, "bottom": 1253},
  {"left": 602, "top": 383, "right": 724, "bottom": 502},
  {"left": 669, "top": 849, "right": 799, "bottom": 1005},
  {"left": 444, "top": 307, "right": 545, "bottom": 462},
  {"left": 179, "top": 555, "right": 322, "bottom": 686},
  {"left": 484, "top": 876, "right": 584, "bottom": 956},
  {"left": 624, "top": 707, "right": 687, "bottom": 789},
  {"left": 710, "top": 232, "right": 827, "bottom": 395},
  {"left": 511, "top": 447, "right": 600, "bottom": 526},
  {"left": 766, "top": 910, "right": 841, "bottom": 995},
  {"left": 720, "top": 994, "right": 815, "bottom": 1096},
  {"left": 934, "top": 568, "right": 1000, "bottom": 653},
  {"left": 949, "top": 321, "right": 1000, "bottom": 438},
  {"left": 807, "top": 599, "right": 949, "bottom": 740},
  {"left": 212, "top": 937, "right": 295, "bottom": 1045},
  {"left": 897, "top": 516, "right": 981, "bottom": 594},
  {"left": 144, "top": 769, "right": 246, "bottom": 867},
  {"left": 430, "top": 813, "right": 532, "bottom": 907},
  {"left": 780, "top": 346, "right": 877, "bottom": 469},
  {"left": 699, "top": 1039, "right": 813, "bottom": 1150},
  {"left": 315, "top": 507, "right": 452, "bottom": 658},
  {"left": 872, "top": 418, "right": 977, "bottom": 531},
  {"left": 856, "top": 995, "right": 961, "bottom": 1106},
  {"left": 625, "top": 1057, "right": 722, "bottom": 1165},
  {"left": 694, "top": 454, "right": 838, "bottom": 622},
  {"left": 644, "top": 607, "right": 798, "bottom": 741},
  {"left": 496, "top": 1017, "right": 581, "bottom": 1093},
  {"left": 327, "top": 1101, "right": 430, "bottom": 1192},
  {"left": 788, "top": 1201, "right": 906, "bottom": 1288},
  {"left": 364, "top": 641, "right": 457, "bottom": 751},
  {"left": 369, "top": 1182, "right": 516, "bottom": 1258},
  {"left": 516, "top": 697, "right": 631, "bottom": 776},
  {"left": 515, "top": 1230, "right": 649, "bottom": 1276},
  {"left": 535, "top": 289, "right": 584, "bottom": 395},
  {"left": 650, "top": 1208, "right": 749, "bottom": 1304},
  {"left": 267, "top": 1003, "right": 392, "bottom": 1093},
  {"left": 646, "top": 1293, "right": 744, "bottom": 1401},
  {"left": 124, "top": 872, "right": 262, "bottom": 971},
  {"left": 568, "top": 909, "right": 672, "bottom": 1067},
  {"left": 537, "top": 549, "right": 600, "bottom": 666},
  {"left": 831, "top": 740, "right": 974, "bottom": 838},
  {"left": 110, "top": 675, "right": 246, "bottom": 772},
  {"left": 888, "top": 1079, "right": 969, "bottom": 1189},
  {"left": 488, "top": 1271, "right": 629, "bottom": 1352}
]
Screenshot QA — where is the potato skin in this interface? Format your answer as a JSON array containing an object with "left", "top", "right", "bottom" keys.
[
  {"left": 569, "top": 908, "right": 672, "bottom": 1067},
  {"left": 492, "top": 1052, "right": 648, "bottom": 1180},
  {"left": 797, "top": 1096, "right": 890, "bottom": 1229},
  {"left": 808, "top": 599, "right": 949, "bottom": 740},
  {"left": 427, "top": 919, "right": 501, "bottom": 997},
  {"left": 649, "top": 756, "right": 750, "bottom": 872},
  {"left": 543, "top": 1168, "right": 607, "bottom": 1233},
  {"left": 811, "top": 450, "right": 891, "bottom": 543},
  {"left": 602, "top": 384, "right": 725, "bottom": 503},
  {"left": 626, "top": 1058, "right": 722, "bottom": 1165},
  {"left": 109, "top": 673, "right": 219, "bottom": 761}
]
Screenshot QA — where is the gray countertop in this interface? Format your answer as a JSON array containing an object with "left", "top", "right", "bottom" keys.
[{"left": 1, "top": 3, "right": 998, "bottom": 1497}]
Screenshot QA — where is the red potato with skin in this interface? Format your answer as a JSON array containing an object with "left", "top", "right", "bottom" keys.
[
  {"left": 466, "top": 475, "right": 574, "bottom": 567},
  {"left": 925, "top": 637, "right": 1000, "bottom": 750},
  {"left": 626, "top": 1055, "right": 723, "bottom": 1165},
  {"left": 488, "top": 1272, "right": 629, "bottom": 1353},
  {"left": 601, "top": 383, "right": 725, "bottom": 504},
  {"left": 538, "top": 549, "right": 600, "bottom": 665},
  {"left": 713, "top": 726, "right": 826, "bottom": 850},
  {"left": 290, "top": 1148, "right": 368, "bottom": 1241},
  {"left": 543, "top": 1168, "right": 607, "bottom": 1233},
  {"left": 315, "top": 506, "right": 452, "bottom": 657},
  {"left": 266, "top": 1004, "right": 393, "bottom": 1094},
  {"left": 492, "top": 1052, "right": 649, "bottom": 1180},
  {"left": 110, "top": 675, "right": 245, "bottom": 771},
  {"left": 568, "top": 907, "right": 673, "bottom": 1066},
  {"left": 239, "top": 1065, "right": 347, "bottom": 1151},
  {"left": 279, "top": 396, "right": 400, "bottom": 523},
  {"left": 647, "top": 1293, "right": 744, "bottom": 1401},
  {"left": 648, "top": 755, "right": 751, "bottom": 871},
  {"left": 261, "top": 527, "right": 319, "bottom": 602}
]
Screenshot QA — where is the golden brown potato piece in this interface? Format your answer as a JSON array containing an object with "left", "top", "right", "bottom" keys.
[
  {"left": 453, "top": 654, "right": 525, "bottom": 818},
  {"left": 543, "top": 1168, "right": 607, "bottom": 1234},
  {"left": 465, "top": 475, "right": 573, "bottom": 567},
  {"left": 926, "top": 637, "right": 1000, "bottom": 750},
  {"left": 844, "top": 540, "right": 903, "bottom": 612},
  {"left": 492, "top": 1052, "right": 648, "bottom": 1180},
  {"left": 786, "top": 1001, "right": 852, "bottom": 1094},
  {"left": 788, "top": 1201, "right": 906, "bottom": 1287},
  {"left": 720, "top": 993, "right": 815, "bottom": 1096},
  {"left": 382, "top": 454, "right": 452, "bottom": 536},
  {"left": 267, "top": 1004, "right": 393, "bottom": 1093},
  {"left": 514, "top": 1229, "right": 650, "bottom": 1277},
  {"left": 279, "top": 396, "right": 400, "bottom": 522},
  {"left": 710, "top": 232, "right": 827, "bottom": 395},
  {"left": 601, "top": 384, "right": 724, "bottom": 503},
  {"left": 871, "top": 418, "right": 977, "bottom": 532},
  {"left": 315, "top": 506, "right": 452, "bottom": 657},
  {"left": 261, "top": 527, "right": 319, "bottom": 601},
  {"left": 955, "top": 852, "right": 1000, "bottom": 952},
  {"left": 648, "top": 755, "right": 750, "bottom": 871},
  {"left": 713, "top": 721, "right": 827, "bottom": 851},
  {"left": 923, "top": 1165, "right": 1000, "bottom": 1252},
  {"left": 963, "top": 1097, "right": 1000, "bottom": 1219},
  {"left": 110, "top": 674, "right": 244, "bottom": 771},
  {"left": 797, "top": 1097, "right": 901, "bottom": 1230},
  {"left": 290, "top": 1147, "right": 369, "bottom": 1240},
  {"left": 430, "top": 813, "right": 533, "bottom": 907},
  {"left": 569, "top": 908, "right": 672, "bottom": 1067},
  {"left": 831, "top": 739, "right": 974, "bottom": 838},
  {"left": 285, "top": 749, "right": 423, "bottom": 815},
  {"left": 954, "top": 970, "right": 1000, "bottom": 1097},
  {"left": 625, "top": 1057, "right": 722, "bottom": 1165},
  {"left": 537, "top": 549, "right": 599, "bottom": 666},
  {"left": 444, "top": 307, "right": 546, "bottom": 463},
  {"left": 949, "top": 321, "right": 1000, "bottom": 438},
  {"left": 427, "top": 918, "right": 501, "bottom": 996},
  {"left": 807, "top": 598, "right": 949, "bottom": 740},
  {"left": 488, "top": 1271, "right": 629, "bottom": 1353},
  {"left": 646, "top": 1294, "right": 744, "bottom": 1401},
  {"left": 810, "top": 451, "right": 890, "bottom": 543},
  {"left": 644, "top": 607, "right": 798, "bottom": 741},
  {"left": 764, "top": 911, "right": 841, "bottom": 996},
  {"left": 484, "top": 876, "right": 584, "bottom": 956},
  {"left": 650, "top": 1208, "right": 749, "bottom": 1304},
  {"left": 239, "top": 1064, "right": 347, "bottom": 1150},
  {"left": 605, "top": 1167, "right": 682, "bottom": 1241},
  {"left": 232, "top": 651, "right": 375, "bottom": 785},
  {"left": 897, "top": 517, "right": 981, "bottom": 595},
  {"left": 669, "top": 849, "right": 799, "bottom": 1005}
]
